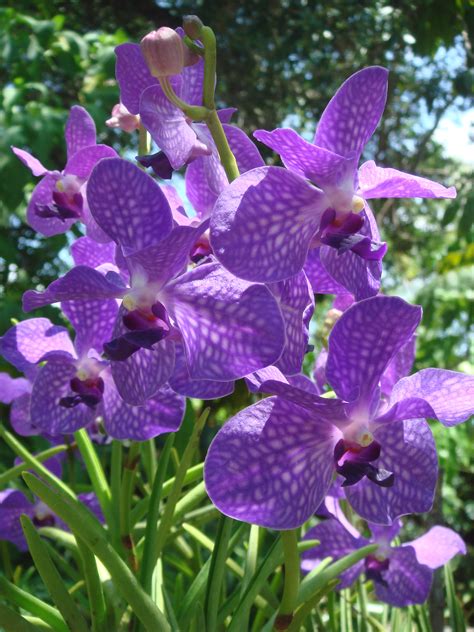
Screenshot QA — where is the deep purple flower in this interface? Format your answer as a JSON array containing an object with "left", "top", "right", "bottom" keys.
[
  {"left": 210, "top": 67, "right": 456, "bottom": 299},
  {"left": 12, "top": 106, "right": 116, "bottom": 239},
  {"left": 204, "top": 296, "right": 474, "bottom": 528},
  {"left": 22, "top": 158, "right": 286, "bottom": 405},
  {"left": 0, "top": 308, "right": 185, "bottom": 440},
  {"left": 0, "top": 488, "right": 104, "bottom": 551},
  {"left": 302, "top": 518, "right": 465, "bottom": 607}
]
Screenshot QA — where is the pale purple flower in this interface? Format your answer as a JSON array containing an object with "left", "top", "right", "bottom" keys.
[
  {"left": 204, "top": 296, "right": 474, "bottom": 528},
  {"left": 12, "top": 106, "right": 116, "bottom": 239},
  {"left": 302, "top": 518, "right": 465, "bottom": 607},
  {"left": 22, "top": 158, "right": 286, "bottom": 405},
  {"left": 210, "top": 67, "right": 456, "bottom": 299},
  {"left": 106, "top": 103, "right": 140, "bottom": 133}
]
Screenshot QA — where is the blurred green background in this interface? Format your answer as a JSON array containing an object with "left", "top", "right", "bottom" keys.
[{"left": 0, "top": 0, "right": 473, "bottom": 626}]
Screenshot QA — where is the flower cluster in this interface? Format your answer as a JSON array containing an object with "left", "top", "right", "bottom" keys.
[{"left": 2, "top": 19, "right": 472, "bottom": 609}]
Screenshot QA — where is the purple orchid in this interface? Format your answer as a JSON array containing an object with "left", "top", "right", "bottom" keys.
[
  {"left": 210, "top": 67, "right": 456, "bottom": 299},
  {"left": 0, "top": 488, "right": 103, "bottom": 551},
  {"left": 12, "top": 106, "right": 117, "bottom": 240},
  {"left": 204, "top": 295, "right": 474, "bottom": 528},
  {"left": 22, "top": 158, "right": 286, "bottom": 405},
  {"left": 0, "top": 309, "right": 185, "bottom": 440},
  {"left": 302, "top": 518, "right": 465, "bottom": 607}
]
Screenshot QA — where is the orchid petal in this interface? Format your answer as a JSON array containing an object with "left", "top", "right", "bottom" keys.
[
  {"left": 71, "top": 237, "right": 116, "bottom": 268},
  {"left": 374, "top": 546, "right": 432, "bottom": 607},
  {"left": 304, "top": 248, "right": 350, "bottom": 295},
  {"left": 407, "top": 526, "right": 466, "bottom": 570},
  {"left": 65, "top": 106, "right": 97, "bottom": 158},
  {"left": 211, "top": 166, "right": 326, "bottom": 282},
  {"left": 64, "top": 144, "right": 117, "bottom": 180},
  {"left": 386, "top": 369, "right": 474, "bottom": 427},
  {"left": 358, "top": 161, "right": 456, "bottom": 200},
  {"left": 26, "top": 173, "right": 76, "bottom": 236},
  {"left": 315, "top": 67, "right": 389, "bottom": 161},
  {"left": 0, "top": 373, "right": 31, "bottom": 404},
  {"left": 115, "top": 43, "right": 156, "bottom": 115},
  {"left": 205, "top": 397, "right": 336, "bottom": 529},
  {"left": 61, "top": 299, "right": 119, "bottom": 357},
  {"left": 0, "top": 318, "right": 75, "bottom": 373},
  {"left": 87, "top": 157, "right": 173, "bottom": 253},
  {"left": 11, "top": 146, "right": 49, "bottom": 177},
  {"left": 345, "top": 419, "right": 437, "bottom": 524},
  {"left": 380, "top": 336, "right": 416, "bottom": 398},
  {"left": 165, "top": 261, "right": 286, "bottom": 381},
  {"left": 326, "top": 296, "right": 421, "bottom": 403},
  {"left": 23, "top": 266, "right": 126, "bottom": 312},
  {"left": 0, "top": 490, "right": 34, "bottom": 550}
]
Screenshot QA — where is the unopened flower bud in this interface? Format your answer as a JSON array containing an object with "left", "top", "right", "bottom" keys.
[
  {"left": 140, "top": 27, "right": 184, "bottom": 78},
  {"left": 106, "top": 103, "right": 140, "bottom": 133},
  {"left": 183, "top": 15, "right": 204, "bottom": 40}
]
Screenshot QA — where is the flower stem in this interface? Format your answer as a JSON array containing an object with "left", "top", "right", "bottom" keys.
[
  {"left": 138, "top": 124, "right": 150, "bottom": 157},
  {"left": 201, "top": 26, "right": 216, "bottom": 109},
  {"left": 275, "top": 529, "right": 300, "bottom": 630},
  {"left": 120, "top": 442, "right": 140, "bottom": 572},
  {"left": 205, "top": 109, "right": 240, "bottom": 183},
  {"left": 158, "top": 77, "right": 209, "bottom": 120},
  {"left": 0, "top": 443, "right": 69, "bottom": 488},
  {"left": 110, "top": 440, "right": 123, "bottom": 552}
]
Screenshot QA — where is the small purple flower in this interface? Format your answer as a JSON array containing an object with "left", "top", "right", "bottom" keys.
[
  {"left": 0, "top": 488, "right": 104, "bottom": 551},
  {"left": 302, "top": 518, "right": 466, "bottom": 607},
  {"left": 210, "top": 67, "right": 456, "bottom": 299},
  {"left": 204, "top": 296, "right": 474, "bottom": 528},
  {"left": 22, "top": 158, "right": 286, "bottom": 405},
  {"left": 12, "top": 106, "right": 116, "bottom": 239}
]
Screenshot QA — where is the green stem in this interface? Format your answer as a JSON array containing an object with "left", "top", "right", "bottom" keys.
[
  {"left": 158, "top": 77, "right": 209, "bottom": 120},
  {"left": 21, "top": 516, "right": 89, "bottom": 632},
  {"left": 142, "top": 439, "right": 157, "bottom": 485},
  {"left": 74, "top": 429, "right": 113, "bottom": 531},
  {"left": 75, "top": 537, "right": 107, "bottom": 632},
  {"left": 204, "top": 515, "right": 233, "bottom": 632},
  {"left": 0, "top": 575, "right": 68, "bottom": 632},
  {"left": 149, "top": 408, "right": 209, "bottom": 566},
  {"left": 110, "top": 440, "right": 123, "bottom": 551},
  {"left": 0, "top": 603, "right": 42, "bottom": 632},
  {"left": 205, "top": 109, "right": 240, "bottom": 182},
  {"left": 183, "top": 36, "right": 204, "bottom": 56},
  {"left": 138, "top": 123, "right": 150, "bottom": 156},
  {"left": 0, "top": 444, "right": 69, "bottom": 488},
  {"left": 287, "top": 580, "right": 338, "bottom": 632},
  {"left": 120, "top": 442, "right": 140, "bottom": 572},
  {"left": 22, "top": 472, "right": 170, "bottom": 632},
  {"left": 201, "top": 26, "right": 216, "bottom": 109},
  {"left": 275, "top": 530, "right": 300, "bottom": 631},
  {"left": 0, "top": 426, "right": 74, "bottom": 499},
  {"left": 140, "top": 433, "right": 175, "bottom": 596}
]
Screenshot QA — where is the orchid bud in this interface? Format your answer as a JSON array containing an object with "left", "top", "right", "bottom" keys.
[
  {"left": 140, "top": 27, "right": 184, "bottom": 78},
  {"left": 183, "top": 15, "right": 204, "bottom": 40},
  {"left": 106, "top": 103, "right": 140, "bottom": 133}
]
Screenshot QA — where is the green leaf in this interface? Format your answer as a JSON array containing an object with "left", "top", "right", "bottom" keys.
[
  {"left": 204, "top": 515, "right": 233, "bottom": 632},
  {"left": 21, "top": 515, "right": 89, "bottom": 632},
  {"left": 0, "top": 603, "right": 42, "bottom": 632}
]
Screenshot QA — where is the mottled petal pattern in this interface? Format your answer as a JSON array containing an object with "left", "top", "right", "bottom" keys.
[
  {"left": 11, "top": 147, "right": 49, "bottom": 177},
  {"left": 358, "top": 161, "right": 456, "bottom": 200},
  {"left": 23, "top": 266, "right": 126, "bottom": 312},
  {"left": 115, "top": 43, "right": 156, "bottom": 114},
  {"left": 315, "top": 67, "right": 389, "bottom": 160},
  {"left": 374, "top": 546, "right": 432, "bottom": 607},
  {"left": 408, "top": 526, "right": 466, "bottom": 569},
  {"left": 165, "top": 262, "right": 286, "bottom": 381},
  {"left": 326, "top": 296, "right": 422, "bottom": 403},
  {"left": 10, "top": 393, "right": 37, "bottom": 436},
  {"left": 205, "top": 397, "right": 336, "bottom": 529},
  {"left": 27, "top": 173, "right": 76, "bottom": 237},
  {"left": 87, "top": 158, "right": 173, "bottom": 253},
  {"left": 140, "top": 82, "right": 199, "bottom": 169},
  {"left": 269, "top": 271, "right": 315, "bottom": 375},
  {"left": 301, "top": 520, "right": 365, "bottom": 588},
  {"left": 65, "top": 106, "right": 97, "bottom": 158},
  {"left": 71, "top": 237, "right": 116, "bottom": 268},
  {"left": 65, "top": 144, "right": 117, "bottom": 180},
  {"left": 0, "top": 318, "right": 75, "bottom": 373},
  {"left": 169, "top": 344, "right": 235, "bottom": 399},
  {"left": 380, "top": 336, "right": 416, "bottom": 398},
  {"left": 345, "top": 419, "right": 437, "bottom": 524},
  {"left": 211, "top": 166, "right": 326, "bottom": 282},
  {"left": 61, "top": 299, "right": 118, "bottom": 356},
  {"left": 30, "top": 360, "right": 95, "bottom": 434},
  {"left": 254, "top": 127, "right": 355, "bottom": 189},
  {"left": 388, "top": 369, "right": 474, "bottom": 427},
  {"left": 103, "top": 375, "right": 185, "bottom": 440},
  {"left": 304, "top": 248, "right": 350, "bottom": 295},
  {"left": 0, "top": 490, "right": 34, "bottom": 550}
]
